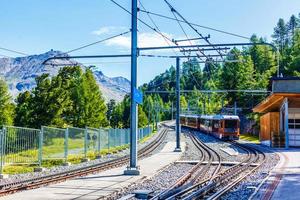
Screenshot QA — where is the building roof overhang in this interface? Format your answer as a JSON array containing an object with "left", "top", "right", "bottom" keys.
[{"left": 253, "top": 93, "right": 300, "bottom": 113}]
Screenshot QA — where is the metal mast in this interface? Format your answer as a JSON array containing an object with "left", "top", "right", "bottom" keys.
[{"left": 124, "top": 0, "right": 139, "bottom": 175}]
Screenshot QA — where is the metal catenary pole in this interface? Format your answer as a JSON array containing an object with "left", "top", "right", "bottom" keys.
[
  {"left": 175, "top": 57, "right": 182, "bottom": 152},
  {"left": 124, "top": 0, "right": 139, "bottom": 175}
]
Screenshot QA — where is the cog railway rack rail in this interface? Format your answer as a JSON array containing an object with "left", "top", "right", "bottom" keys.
[{"left": 151, "top": 129, "right": 266, "bottom": 200}]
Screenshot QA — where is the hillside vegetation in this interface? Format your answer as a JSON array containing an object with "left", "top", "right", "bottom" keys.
[{"left": 0, "top": 14, "right": 300, "bottom": 129}]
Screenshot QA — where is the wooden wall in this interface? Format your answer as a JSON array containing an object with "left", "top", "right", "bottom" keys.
[{"left": 260, "top": 112, "right": 280, "bottom": 141}]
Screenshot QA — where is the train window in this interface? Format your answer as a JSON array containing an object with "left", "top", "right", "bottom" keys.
[
  {"left": 288, "top": 119, "right": 294, "bottom": 123},
  {"left": 213, "top": 121, "right": 220, "bottom": 128},
  {"left": 224, "top": 120, "right": 238, "bottom": 128},
  {"left": 289, "top": 124, "right": 295, "bottom": 129}
]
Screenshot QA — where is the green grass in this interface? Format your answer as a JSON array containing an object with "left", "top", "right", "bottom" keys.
[
  {"left": 139, "top": 130, "right": 157, "bottom": 144},
  {"left": 2, "top": 129, "right": 156, "bottom": 174},
  {"left": 240, "top": 133, "right": 260, "bottom": 144}
]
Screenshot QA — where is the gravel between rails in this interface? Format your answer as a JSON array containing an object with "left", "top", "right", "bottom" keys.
[
  {"left": 220, "top": 143, "right": 279, "bottom": 200},
  {"left": 188, "top": 129, "right": 249, "bottom": 163},
  {"left": 104, "top": 126, "right": 183, "bottom": 200},
  {"left": 113, "top": 128, "right": 279, "bottom": 200},
  {"left": 0, "top": 126, "right": 164, "bottom": 186},
  {"left": 111, "top": 163, "right": 194, "bottom": 200},
  {"left": 180, "top": 132, "right": 202, "bottom": 161}
]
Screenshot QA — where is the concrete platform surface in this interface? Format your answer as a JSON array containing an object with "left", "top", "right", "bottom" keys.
[
  {"left": 270, "top": 149, "right": 300, "bottom": 200},
  {"left": 0, "top": 141, "right": 185, "bottom": 200}
]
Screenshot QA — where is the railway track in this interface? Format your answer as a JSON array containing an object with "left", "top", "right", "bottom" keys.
[
  {"left": 152, "top": 130, "right": 266, "bottom": 200},
  {"left": 151, "top": 131, "right": 222, "bottom": 200},
  {"left": 0, "top": 124, "right": 169, "bottom": 197}
]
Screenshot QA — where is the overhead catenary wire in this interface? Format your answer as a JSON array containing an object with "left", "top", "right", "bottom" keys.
[
  {"left": 163, "top": 0, "right": 224, "bottom": 58},
  {"left": 45, "top": 31, "right": 132, "bottom": 66},
  {"left": 110, "top": 0, "right": 191, "bottom": 56},
  {"left": 110, "top": 0, "right": 174, "bottom": 45},
  {"left": 167, "top": 6, "right": 205, "bottom": 60},
  {"left": 138, "top": 0, "right": 178, "bottom": 56},
  {"left": 161, "top": 0, "right": 227, "bottom": 82},
  {"left": 169, "top": 7, "right": 213, "bottom": 61},
  {"left": 0, "top": 46, "right": 29, "bottom": 56},
  {"left": 65, "top": 30, "right": 131, "bottom": 54},
  {"left": 138, "top": 9, "right": 250, "bottom": 40}
]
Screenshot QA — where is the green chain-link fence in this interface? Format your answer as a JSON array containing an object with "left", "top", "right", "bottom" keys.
[{"left": 0, "top": 125, "right": 153, "bottom": 174}]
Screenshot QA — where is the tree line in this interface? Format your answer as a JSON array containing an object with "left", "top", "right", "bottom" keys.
[
  {"left": 110, "top": 13, "right": 300, "bottom": 124},
  {"left": 0, "top": 13, "right": 300, "bottom": 129}
]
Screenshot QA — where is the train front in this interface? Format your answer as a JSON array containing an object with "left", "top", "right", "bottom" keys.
[{"left": 222, "top": 115, "right": 240, "bottom": 140}]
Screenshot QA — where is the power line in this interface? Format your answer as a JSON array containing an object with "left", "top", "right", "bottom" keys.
[
  {"left": 65, "top": 30, "right": 131, "bottom": 54},
  {"left": 0, "top": 46, "right": 29, "bottom": 56},
  {"left": 139, "top": 9, "right": 250, "bottom": 40},
  {"left": 110, "top": 0, "right": 174, "bottom": 45},
  {"left": 163, "top": 0, "right": 224, "bottom": 59},
  {"left": 168, "top": 6, "right": 203, "bottom": 59},
  {"left": 138, "top": 0, "right": 178, "bottom": 56},
  {"left": 167, "top": 6, "right": 209, "bottom": 61},
  {"left": 110, "top": 0, "right": 189, "bottom": 55}
]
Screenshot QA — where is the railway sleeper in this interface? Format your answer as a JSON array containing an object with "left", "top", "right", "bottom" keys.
[{"left": 175, "top": 160, "right": 260, "bottom": 167}]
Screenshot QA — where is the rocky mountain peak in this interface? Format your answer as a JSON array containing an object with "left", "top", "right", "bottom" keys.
[{"left": 0, "top": 51, "right": 130, "bottom": 102}]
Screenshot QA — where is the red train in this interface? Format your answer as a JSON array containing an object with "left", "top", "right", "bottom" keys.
[{"left": 180, "top": 114, "right": 240, "bottom": 140}]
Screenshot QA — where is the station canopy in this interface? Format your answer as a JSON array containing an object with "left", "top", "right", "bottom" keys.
[{"left": 253, "top": 93, "right": 300, "bottom": 113}]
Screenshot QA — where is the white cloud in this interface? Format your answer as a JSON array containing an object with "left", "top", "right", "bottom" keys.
[
  {"left": 105, "top": 32, "right": 197, "bottom": 50},
  {"left": 91, "top": 26, "right": 127, "bottom": 36}
]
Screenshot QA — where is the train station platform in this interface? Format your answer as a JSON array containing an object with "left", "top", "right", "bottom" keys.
[
  {"left": 0, "top": 141, "right": 185, "bottom": 200},
  {"left": 256, "top": 149, "right": 300, "bottom": 200}
]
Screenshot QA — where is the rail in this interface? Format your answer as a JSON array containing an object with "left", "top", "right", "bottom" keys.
[
  {"left": 0, "top": 125, "right": 153, "bottom": 173},
  {"left": 154, "top": 129, "right": 266, "bottom": 200},
  {"left": 0, "top": 124, "right": 167, "bottom": 197}
]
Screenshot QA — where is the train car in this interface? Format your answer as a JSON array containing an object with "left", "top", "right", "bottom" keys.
[
  {"left": 180, "top": 114, "right": 240, "bottom": 140},
  {"left": 199, "top": 115, "right": 240, "bottom": 140},
  {"left": 180, "top": 114, "right": 199, "bottom": 129}
]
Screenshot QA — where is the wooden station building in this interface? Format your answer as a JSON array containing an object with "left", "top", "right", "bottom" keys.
[{"left": 253, "top": 77, "right": 300, "bottom": 148}]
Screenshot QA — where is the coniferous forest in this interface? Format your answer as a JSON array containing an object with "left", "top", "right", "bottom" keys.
[{"left": 0, "top": 14, "right": 300, "bottom": 131}]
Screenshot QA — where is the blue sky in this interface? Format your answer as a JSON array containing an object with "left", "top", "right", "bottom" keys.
[{"left": 1, "top": 0, "right": 300, "bottom": 85}]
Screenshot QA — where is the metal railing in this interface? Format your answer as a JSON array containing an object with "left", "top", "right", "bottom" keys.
[{"left": 0, "top": 125, "right": 153, "bottom": 173}]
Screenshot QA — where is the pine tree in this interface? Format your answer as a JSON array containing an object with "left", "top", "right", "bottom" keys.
[
  {"left": 80, "top": 69, "right": 108, "bottom": 127},
  {"left": 287, "top": 15, "right": 299, "bottom": 45},
  {"left": 14, "top": 91, "right": 33, "bottom": 127},
  {"left": 0, "top": 79, "right": 14, "bottom": 126},
  {"left": 272, "top": 18, "right": 288, "bottom": 52},
  {"left": 107, "top": 99, "right": 116, "bottom": 125},
  {"left": 288, "top": 29, "right": 300, "bottom": 76}
]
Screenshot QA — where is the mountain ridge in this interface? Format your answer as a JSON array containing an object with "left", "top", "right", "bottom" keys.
[{"left": 0, "top": 50, "right": 130, "bottom": 102}]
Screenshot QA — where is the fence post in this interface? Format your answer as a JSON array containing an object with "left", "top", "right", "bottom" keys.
[
  {"left": 38, "top": 127, "right": 43, "bottom": 167},
  {"left": 64, "top": 128, "right": 69, "bottom": 163},
  {"left": 108, "top": 129, "right": 110, "bottom": 152},
  {"left": 84, "top": 128, "right": 88, "bottom": 159},
  {"left": 97, "top": 128, "right": 101, "bottom": 158},
  {"left": 118, "top": 129, "right": 121, "bottom": 146},
  {"left": 2, "top": 127, "right": 6, "bottom": 169},
  {"left": 113, "top": 129, "right": 116, "bottom": 148},
  {"left": 0, "top": 129, "right": 4, "bottom": 175}
]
